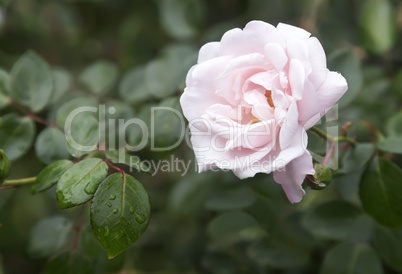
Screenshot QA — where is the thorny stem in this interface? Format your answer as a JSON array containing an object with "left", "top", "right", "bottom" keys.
[{"left": 310, "top": 126, "right": 357, "bottom": 146}]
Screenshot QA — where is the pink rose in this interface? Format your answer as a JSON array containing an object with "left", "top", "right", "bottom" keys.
[{"left": 180, "top": 21, "right": 347, "bottom": 203}]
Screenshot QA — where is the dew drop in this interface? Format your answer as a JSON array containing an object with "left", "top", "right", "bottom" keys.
[
  {"left": 107, "top": 203, "right": 112, "bottom": 207},
  {"left": 56, "top": 191, "right": 65, "bottom": 202},
  {"left": 135, "top": 214, "right": 146, "bottom": 224},
  {"left": 109, "top": 194, "right": 116, "bottom": 200},
  {"left": 84, "top": 183, "right": 97, "bottom": 195},
  {"left": 96, "top": 209, "right": 100, "bottom": 213},
  {"left": 117, "top": 231, "right": 125, "bottom": 240},
  {"left": 129, "top": 207, "right": 135, "bottom": 214},
  {"left": 104, "top": 226, "right": 110, "bottom": 237},
  {"left": 113, "top": 208, "right": 118, "bottom": 214}
]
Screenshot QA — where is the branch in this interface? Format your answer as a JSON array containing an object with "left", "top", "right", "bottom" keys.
[
  {"left": 10, "top": 100, "right": 57, "bottom": 128},
  {"left": 2, "top": 176, "right": 36, "bottom": 187},
  {"left": 310, "top": 126, "right": 357, "bottom": 146}
]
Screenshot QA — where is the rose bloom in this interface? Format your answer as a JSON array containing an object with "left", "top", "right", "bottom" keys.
[{"left": 180, "top": 21, "right": 347, "bottom": 203}]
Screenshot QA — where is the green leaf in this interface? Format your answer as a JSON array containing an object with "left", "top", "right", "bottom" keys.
[
  {"left": 90, "top": 173, "right": 151, "bottom": 259},
  {"left": 302, "top": 200, "right": 373, "bottom": 241},
  {"left": 392, "top": 70, "right": 402, "bottom": 99},
  {"left": 205, "top": 186, "right": 256, "bottom": 211},
  {"left": 162, "top": 44, "right": 197, "bottom": 90},
  {"left": 35, "top": 127, "right": 70, "bottom": 164},
  {"left": 377, "top": 137, "right": 402, "bottom": 154},
  {"left": 79, "top": 60, "right": 118, "bottom": 95},
  {"left": 55, "top": 97, "right": 98, "bottom": 129},
  {"left": 10, "top": 51, "right": 53, "bottom": 112},
  {"left": 247, "top": 237, "right": 309, "bottom": 269},
  {"left": 42, "top": 252, "right": 94, "bottom": 274},
  {"left": 145, "top": 59, "right": 177, "bottom": 99},
  {"left": 372, "top": 225, "right": 402, "bottom": 272},
  {"left": 0, "top": 149, "right": 11, "bottom": 185},
  {"left": 31, "top": 160, "right": 74, "bottom": 194},
  {"left": 51, "top": 68, "right": 72, "bottom": 104},
  {"left": 167, "top": 172, "right": 215, "bottom": 217},
  {"left": 65, "top": 115, "right": 99, "bottom": 158},
  {"left": 202, "top": 253, "right": 238, "bottom": 274},
  {"left": 56, "top": 158, "right": 108, "bottom": 209},
  {"left": 337, "top": 143, "right": 375, "bottom": 174},
  {"left": 0, "top": 113, "right": 35, "bottom": 161},
  {"left": 119, "top": 66, "right": 152, "bottom": 104},
  {"left": 151, "top": 97, "right": 184, "bottom": 149},
  {"left": 386, "top": 112, "right": 402, "bottom": 137},
  {"left": 360, "top": 158, "right": 402, "bottom": 228},
  {"left": 80, "top": 225, "right": 107, "bottom": 261},
  {"left": 328, "top": 48, "right": 363, "bottom": 107},
  {"left": 320, "top": 242, "right": 383, "bottom": 274},
  {"left": 27, "top": 216, "right": 72, "bottom": 258},
  {"left": 104, "top": 101, "right": 134, "bottom": 146},
  {"left": 158, "top": 0, "right": 203, "bottom": 39},
  {"left": 80, "top": 225, "right": 126, "bottom": 272},
  {"left": 207, "top": 211, "right": 262, "bottom": 245},
  {"left": 0, "top": 69, "right": 11, "bottom": 110},
  {"left": 360, "top": 0, "right": 396, "bottom": 54},
  {"left": 104, "top": 101, "right": 134, "bottom": 121}
]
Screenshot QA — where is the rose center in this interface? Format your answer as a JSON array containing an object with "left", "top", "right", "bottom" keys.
[
  {"left": 250, "top": 90, "right": 275, "bottom": 124},
  {"left": 265, "top": 90, "right": 275, "bottom": 108}
]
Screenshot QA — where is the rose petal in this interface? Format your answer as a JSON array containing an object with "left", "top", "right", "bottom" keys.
[
  {"left": 277, "top": 23, "right": 311, "bottom": 39},
  {"left": 286, "top": 39, "right": 309, "bottom": 63},
  {"left": 298, "top": 71, "right": 348, "bottom": 129},
  {"left": 297, "top": 81, "right": 321, "bottom": 129},
  {"left": 307, "top": 37, "right": 327, "bottom": 89},
  {"left": 317, "top": 71, "right": 348, "bottom": 110},
  {"left": 235, "top": 125, "right": 307, "bottom": 178},
  {"left": 181, "top": 87, "right": 227, "bottom": 122},
  {"left": 288, "top": 59, "right": 306, "bottom": 100},
  {"left": 218, "top": 53, "right": 268, "bottom": 78},
  {"left": 243, "top": 90, "right": 274, "bottom": 120},
  {"left": 265, "top": 43, "right": 288, "bottom": 71},
  {"left": 273, "top": 152, "right": 315, "bottom": 204},
  {"left": 244, "top": 21, "right": 284, "bottom": 49},
  {"left": 198, "top": 42, "right": 220, "bottom": 63},
  {"left": 279, "top": 100, "right": 299, "bottom": 149},
  {"left": 219, "top": 28, "right": 250, "bottom": 56}
]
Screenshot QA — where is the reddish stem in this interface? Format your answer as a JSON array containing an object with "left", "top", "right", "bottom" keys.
[
  {"left": 0, "top": 185, "right": 17, "bottom": 190},
  {"left": 323, "top": 141, "right": 335, "bottom": 166},
  {"left": 10, "top": 100, "right": 56, "bottom": 127},
  {"left": 104, "top": 160, "right": 125, "bottom": 175},
  {"left": 71, "top": 206, "right": 86, "bottom": 252}
]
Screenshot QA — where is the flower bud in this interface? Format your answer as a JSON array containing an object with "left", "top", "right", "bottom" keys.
[
  {"left": 0, "top": 149, "right": 11, "bottom": 185},
  {"left": 314, "top": 163, "right": 332, "bottom": 183},
  {"left": 304, "top": 164, "right": 332, "bottom": 190}
]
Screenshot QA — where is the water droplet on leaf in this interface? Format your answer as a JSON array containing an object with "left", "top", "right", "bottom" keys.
[
  {"left": 109, "top": 194, "right": 116, "bottom": 200},
  {"left": 135, "top": 214, "right": 146, "bottom": 224},
  {"left": 113, "top": 208, "right": 118, "bottom": 214},
  {"left": 107, "top": 203, "right": 112, "bottom": 207},
  {"left": 104, "top": 226, "right": 110, "bottom": 237},
  {"left": 84, "top": 182, "right": 97, "bottom": 195}
]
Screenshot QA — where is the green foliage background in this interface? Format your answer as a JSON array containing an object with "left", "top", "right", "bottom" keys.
[{"left": 0, "top": 0, "right": 402, "bottom": 273}]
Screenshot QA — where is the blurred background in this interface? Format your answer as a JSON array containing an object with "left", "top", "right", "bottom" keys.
[{"left": 0, "top": 0, "right": 402, "bottom": 273}]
